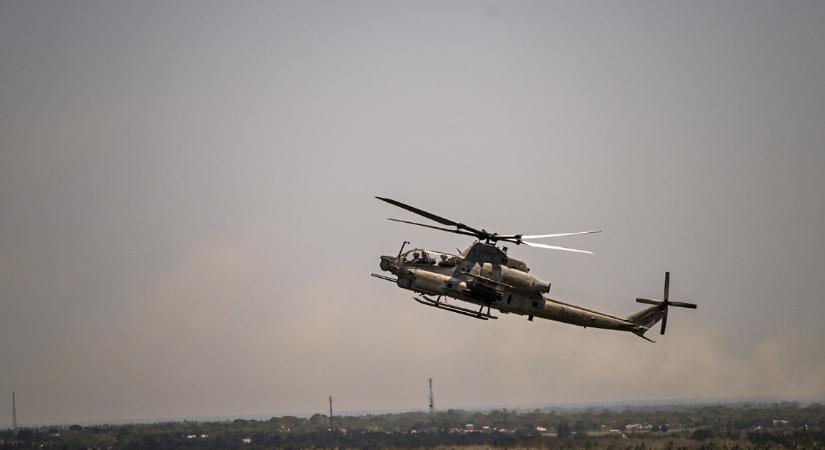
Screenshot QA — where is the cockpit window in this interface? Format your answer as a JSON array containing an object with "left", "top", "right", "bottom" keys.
[
  {"left": 432, "top": 251, "right": 457, "bottom": 267},
  {"left": 402, "top": 249, "right": 428, "bottom": 265},
  {"left": 402, "top": 249, "right": 457, "bottom": 267}
]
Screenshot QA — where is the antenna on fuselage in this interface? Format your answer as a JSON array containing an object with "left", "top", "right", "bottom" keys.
[{"left": 397, "top": 241, "right": 410, "bottom": 258}]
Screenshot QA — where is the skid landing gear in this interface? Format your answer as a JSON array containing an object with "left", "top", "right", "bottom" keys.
[{"left": 413, "top": 295, "right": 498, "bottom": 320}]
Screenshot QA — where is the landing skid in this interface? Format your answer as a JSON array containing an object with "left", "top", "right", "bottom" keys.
[{"left": 413, "top": 295, "right": 498, "bottom": 320}]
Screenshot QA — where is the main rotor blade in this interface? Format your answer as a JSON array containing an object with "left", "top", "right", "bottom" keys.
[
  {"left": 387, "top": 218, "right": 478, "bottom": 237},
  {"left": 375, "top": 197, "right": 482, "bottom": 234},
  {"left": 520, "top": 240, "right": 594, "bottom": 254},
  {"left": 518, "top": 230, "right": 602, "bottom": 239}
]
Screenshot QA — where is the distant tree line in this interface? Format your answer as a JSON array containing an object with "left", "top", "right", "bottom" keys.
[{"left": 1, "top": 401, "right": 823, "bottom": 449}]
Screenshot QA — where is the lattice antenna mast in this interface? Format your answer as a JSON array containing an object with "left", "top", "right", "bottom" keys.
[
  {"left": 12, "top": 392, "right": 17, "bottom": 430},
  {"left": 428, "top": 378, "right": 434, "bottom": 419}
]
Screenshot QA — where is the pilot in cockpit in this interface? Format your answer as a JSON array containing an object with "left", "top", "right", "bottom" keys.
[{"left": 438, "top": 253, "right": 456, "bottom": 267}]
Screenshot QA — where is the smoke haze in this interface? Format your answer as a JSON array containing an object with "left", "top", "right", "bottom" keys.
[{"left": 1, "top": 0, "right": 824, "bottom": 425}]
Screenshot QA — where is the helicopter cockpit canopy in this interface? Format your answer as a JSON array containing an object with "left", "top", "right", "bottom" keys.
[{"left": 401, "top": 249, "right": 458, "bottom": 267}]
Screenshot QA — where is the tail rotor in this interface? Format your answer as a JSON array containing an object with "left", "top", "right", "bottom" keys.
[{"left": 636, "top": 272, "right": 697, "bottom": 335}]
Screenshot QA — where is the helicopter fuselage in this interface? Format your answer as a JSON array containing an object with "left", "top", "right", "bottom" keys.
[
  {"left": 379, "top": 242, "right": 640, "bottom": 332},
  {"left": 372, "top": 196, "right": 697, "bottom": 340}
]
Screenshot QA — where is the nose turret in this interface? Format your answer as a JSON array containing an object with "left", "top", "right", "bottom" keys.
[{"left": 379, "top": 255, "right": 398, "bottom": 274}]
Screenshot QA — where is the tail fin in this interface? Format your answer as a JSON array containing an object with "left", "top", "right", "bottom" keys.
[
  {"left": 628, "top": 272, "right": 697, "bottom": 339},
  {"left": 627, "top": 305, "right": 665, "bottom": 331}
]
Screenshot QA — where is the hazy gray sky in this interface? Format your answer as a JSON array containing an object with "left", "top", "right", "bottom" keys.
[{"left": 2, "top": 0, "right": 824, "bottom": 425}]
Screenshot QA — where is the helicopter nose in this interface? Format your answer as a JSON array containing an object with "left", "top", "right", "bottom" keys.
[{"left": 379, "top": 255, "right": 396, "bottom": 272}]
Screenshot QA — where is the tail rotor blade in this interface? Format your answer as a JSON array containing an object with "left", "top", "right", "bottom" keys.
[
  {"left": 660, "top": 308, "right": 668, "bottom": 335},
  {"left": 636, "top": 298, "right": 661, "bottom": 306},
  {"left": 668, "top": 301, "right": 698, "bottom": 309},
  {"left": 664, "top": 272, "right": 670, "bottom": 302}
]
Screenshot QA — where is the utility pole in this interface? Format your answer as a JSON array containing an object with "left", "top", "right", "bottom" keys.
[
  {"left": 328, "top": 396, "right": 333, "bottom": 431},
  {"left": 12, "top": 392, "right": 17, "bottom": 430},
  {"left": 428, "top": 378, "right": 434, "bottom": 420}
]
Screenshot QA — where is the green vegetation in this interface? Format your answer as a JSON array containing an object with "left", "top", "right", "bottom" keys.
[{"left": 1, "top": 401, "right": 823, "bottom": 449}]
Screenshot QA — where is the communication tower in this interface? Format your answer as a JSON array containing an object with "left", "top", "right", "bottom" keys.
[
  {"left": 12, "top": 392, "right": 17, "bottom": 430},
  {"left": 428, "top": 378, "right": 434, "bottom": 419}
]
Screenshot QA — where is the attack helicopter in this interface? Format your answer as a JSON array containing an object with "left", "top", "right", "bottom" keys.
[{"left": 371, "top": 197, "right": 697, "bottom": 342}]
